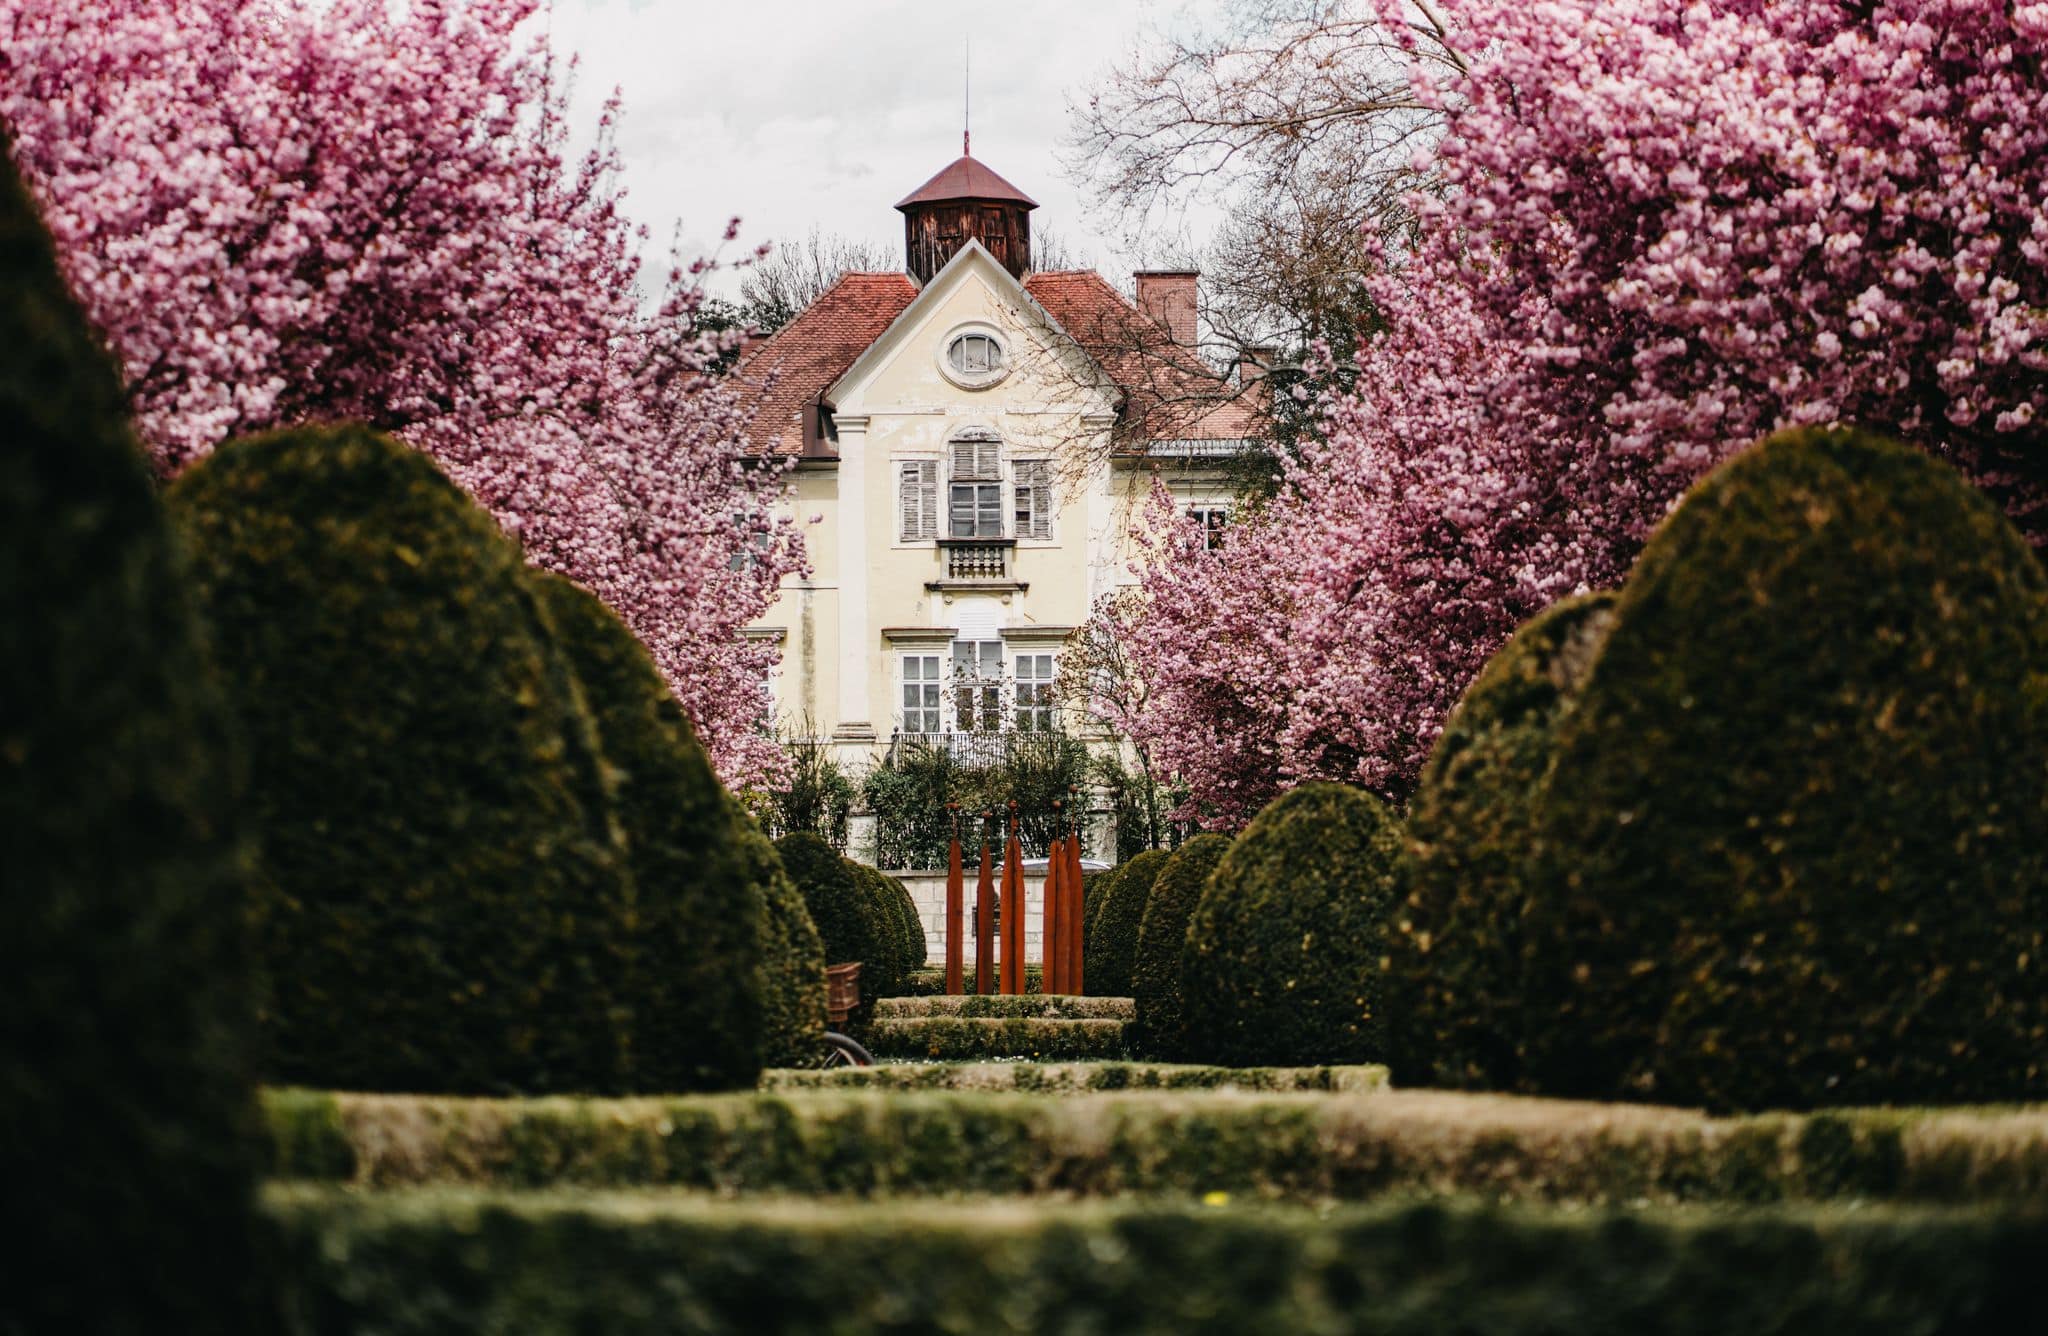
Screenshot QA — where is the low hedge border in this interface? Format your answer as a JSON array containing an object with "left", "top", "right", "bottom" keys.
[
  {"left": 267, "top": 1185, "right": 2048, "bottom": 1336},
  {"left": 874, "top": 996, "right": 1135, "bottom": 1021},
  {"left": 265, "top": 1088, "right": 2048, "bottom": 1205},
  {"left": 904, "top": 966, "right": 1043, "bottom": 996},
  {"left": 865, "top": 1018, "right": 1129, "bottom": 1062},
  {"left": 760, "top": 1062, "right": 1390, "bottom": 1095}
]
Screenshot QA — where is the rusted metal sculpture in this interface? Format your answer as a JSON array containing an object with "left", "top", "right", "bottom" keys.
[
  {"left": 1065, "top": 786, "right": 1087, "bottom": 996},
  {"left": 1001, "top": 800, "right": 1024, "bottom": 994},
  {"left": 1042, "top": 799, "right": 1065, "bottom": 993},
  {"left": 945, "top": 802, "right": 964, "bottom": 995},
  {"left": 975, "top": 809, "right": 995, "bottom": 995}
]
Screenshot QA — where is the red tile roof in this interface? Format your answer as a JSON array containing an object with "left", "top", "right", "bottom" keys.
[
  {"left": 730, "top": 265, "right": 1267, "bottom": 457},
  {"left": 729, "top": 271, "right": 918, "bottom": 457},
  {"left": 895, "top": 155, "right": 1038, "bottom": 210}
]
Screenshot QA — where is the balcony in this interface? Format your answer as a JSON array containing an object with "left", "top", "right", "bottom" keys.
[{"left": 928, "top": 537, "right": 1026, "bottom": 594}]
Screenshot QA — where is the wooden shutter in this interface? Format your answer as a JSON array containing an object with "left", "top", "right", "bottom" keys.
[
  {"left": 951, "top": 434, "right": 998, "bottom": 480},
  {"left": 1017, "top": 460, "right": 1052, "bottom": 540},
  {"left": 899, "top": 461, "right": 937, "bottom": 542}
]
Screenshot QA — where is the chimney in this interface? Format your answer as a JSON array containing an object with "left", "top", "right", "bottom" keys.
[
  {"left": 1235, "top": 343, "right": 1279, "bottom": 387},
  {"left": 1134, "top": 270, "right": 1199, "bottom": 347}
]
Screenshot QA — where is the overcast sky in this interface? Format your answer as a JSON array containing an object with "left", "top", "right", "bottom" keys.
[{"left": 542, "top": 0, "right": 1221, "bottom": 298}]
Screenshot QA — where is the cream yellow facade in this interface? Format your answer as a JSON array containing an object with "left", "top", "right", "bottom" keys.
[{"left": 747, "top": 241, "right": 1237, "bottom": 764}]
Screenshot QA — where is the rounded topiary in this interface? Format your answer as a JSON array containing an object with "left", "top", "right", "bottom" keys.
[
  {"left": 1, "top": 143, "right": 268, "bottom": 1330},
  {"left": 1131, "top": 834, "right": 1233, "bottom": 1059},
  {"left": 1520, "top": 427, "right": 2048, "bottom": 1110},
  {"left": 1182, "top": 783, "right": 1403, "bottom": 1066},
  {"left": 777, "top": 833, "right": 883, "bottom": 980},
  {"left": 737, "top": 812, "right": 827, "bottom": 1066},
  {"left": 1085, "top": 848, "right": 1169, "bottom": 997},
  {"left": 849, "top": 861, "right": 911, "bottom": 1000},
  {"left": 889, "top": 873, "right": 928, "bottom": 972},
  {"left": 530, "top": 572, "right": 763, "bottom": 1092},
  {"left": 1385, "top": 592, "right": 1617, "bottom": 1092},
  {"left": 171, "top": 423, "right": 630, "bottom": 1095}
]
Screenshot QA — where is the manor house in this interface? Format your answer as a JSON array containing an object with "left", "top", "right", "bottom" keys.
[{"left": 734, "top": 146, "right": 1268, "bottom": 768}]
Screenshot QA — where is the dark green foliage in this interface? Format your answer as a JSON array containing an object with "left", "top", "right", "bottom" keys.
[
  {"left": 1182, "top": 783, "right": 1403, "bottom": 1066},
  {"left": 267, "top": 1085, "right": 2048, "bottom": 1206},
  {"left": 865, "top": 732, "right": 1088, "bottom": 867},
  {"left": 885, "top": 872, "right": 928, "bottom": 973},
  {"left": 171, "top": 424, "right": 629, "bottom": 1095},
  {"left": 1131, "top": 833, "right": 1233, "bottom": 1059},
  {"left": 764, "top": 1061, "right": 1386, "bottom": 1094},
  {"left": 1519, "top": 429, "right": 2048, "bottom": 1110},
  {"left": 0, "top": 136, "right": 269, "bottom": 1335},
  {"left": 1084, "top": 849, "right": 1168, "bottom": 996},
  {"left": 736, "top": 814, "right": 827, "bottom": 1068},
  {"left": 776, "top": 833, "right": 883, "bottom": 976},
  {"left": 849, "top": 862, "right": 912, "bottom": 1000},
  {"left": 529, "top": 573, "right": 763, "bottom": 1092},
  {"left": 874, "top": 995, "right": 1133, "bottom": 1021},
  {"left": 865, "top": 1016, "right": 1130, "bottom": 1061},
  {"left": 903, "top": 965, "right": 1046, "bottom": 996},
  {"left": 1386, "top": 593, "right": 1616, "bottom": 1091},
  {"left": 271, "top": 1190, "right": 2048, "bottom": 1336}
]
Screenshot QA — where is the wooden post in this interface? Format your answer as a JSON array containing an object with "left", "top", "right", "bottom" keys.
[
  {"left": 975, "top": 810, "right": 995, "bottom": 995},
  {"left": 1042, "top": 800, "right": 1064, "bottom": 994},
  {"left": 945, "top": 802, "right": 964, "bottom": 995},
  {"left": 1001, "top": 801, "right": 1024, "bottom": 994},
  {"left": 1066, "top": 787, "right": 1087, "bottom": 997}
]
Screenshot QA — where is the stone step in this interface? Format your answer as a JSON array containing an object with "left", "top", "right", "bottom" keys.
[
  {"left": 873, "top": 994, "right": 1135, "bottom": 1022},
  {"left": 865, "top": 1016, "right": 1127, "bottom": 1062}
]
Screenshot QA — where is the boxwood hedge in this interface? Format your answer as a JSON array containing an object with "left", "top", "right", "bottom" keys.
[
  {"left": 171, "top": 424, "right": 630, "bottom": 1096},
  {"left": 776, "top": 834, "right": 883, "bottom": 980},
  {"left": 529, "top": 572, "right": 762, "bottom": 1092},
  {"left": 1084, "top": 848, "right": 1168, "bottom": 996},
  {"left": 1, "top": 136, "right": 270, "bottom": 1334},
  {"left": 1130, "top": 833, "right": 1232, "bottom": 1060},
  {"left": 1182, "top": 783, "right": 1402, "bottom": 1066},
  {"left": 738, "top": 814, "right": 827, "bottom": 1067},
  {"left": 1519, "top": 428, "right": 2048, "bottom": 1110},
  {"left": 1386, "top": 593, "right": 1616, "bottom": 1092}
]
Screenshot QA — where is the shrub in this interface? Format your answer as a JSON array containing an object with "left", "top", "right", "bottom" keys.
[
  {"left": 777, "top": 833, "right": 883, "bottom": 977},
  {"left": 1131, "top": 833, "right": 1233, "bottom": 1059},
  {"left": 737, "top": 812, "right": 827, "bottom": 1066},
  {"left": 1182, "top": 783, "right": 1403, "bottom": 1066},
  {"left": 865, "top": 1017, "right": 1130, "bottom": 1061},
  {"left": 1385, "top": 593, "right": 1617, "bottom": 1092},
  {"left": 529, "top": 572, "right": 763, "bottom": 1092},
  {"left": 1085, "top": 849, "right": 1168, "bottom": 996},
  {"left": 889, "top": 872, "right": 928, "bottom": 969},
  {"left": 171, "top": 423, "right": 630, "bottom": 1095},
  {"left": 1518, "top": 428, "right": 2048, "bottom": 1110},
  {"left": 849, "top": 862, "right": 912, "bottom": 1000},
  {"left": 1, "top": 135, "right": 269, "bottom": 1334}
]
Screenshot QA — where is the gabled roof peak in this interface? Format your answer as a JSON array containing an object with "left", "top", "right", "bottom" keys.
[{"left": 895, "top": 154, "right": 1038, "bottom": 211}]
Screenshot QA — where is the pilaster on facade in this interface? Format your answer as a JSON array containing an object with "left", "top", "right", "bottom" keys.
[{"left": 833, "top": 413, "right": 872, "bottom": 744}]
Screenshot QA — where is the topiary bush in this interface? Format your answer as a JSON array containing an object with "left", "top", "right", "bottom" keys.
[
  {"left": 1182, "top": 783, "right": 1403, "bottom": 1066},
  {"left": 888, "top": 873, "right": 928, "bottom": 970},
  {"left": 1518, "top": 427, "right": 2048, "bottom": 1111},
  {"left": 777, "top": 833, "right": 884, "bottom": 980},
  {"left": 1, "top": 140, "right": 269, "bottom": 1331},
  {"left": 848, "top": 862, "right": 911, "bottom": 1000},
  {"left": 1131, "top": 834, "right": 1233, "bottom": 1060},
  {"left": 529, "top": 572, "right": 763, "bottom": 1092},
  {"left": 171, "top": 422, "right": 630, "bottom": 1096},
  {"left": 1385, "top": 593, "right": 1617, "bottom": 1092},
  {"left": 1085, "top": 849, "right": 1168, "bottom": 997},
  {"left": 737, "top": 811, "right": 827, "bottom": 1067}
]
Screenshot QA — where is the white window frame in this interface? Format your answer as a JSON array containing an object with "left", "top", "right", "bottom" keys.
[
  {"left": 1013, "top": 651, "right": 1056, "bottom": 732},
  {"left": 950, "top": 638, "right": 1004, "bottom": 733},
  {"left": 901, "top": 653, "right": 943, "bottom": 735},
  {"left": 1187, "top": 503, "right": 1231, "bottom": 552},
  {"left": 948, "top": 432, "right": 1005, "bottom": 540},
  {"left": 936, "top": 322, "right": 1010, "bottom": 390}
]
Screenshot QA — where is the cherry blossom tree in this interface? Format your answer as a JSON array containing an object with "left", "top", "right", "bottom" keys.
[
  {"left": 0, "top": 0, "right": 799, "bottom": 785},
  {"left": 1113, "top": 0, "right": 2048, "bottom": 818}
]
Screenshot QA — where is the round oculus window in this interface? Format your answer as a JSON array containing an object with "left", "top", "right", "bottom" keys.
[{"left": 943, "top": 330, "right": 1006, "bottom": 387}]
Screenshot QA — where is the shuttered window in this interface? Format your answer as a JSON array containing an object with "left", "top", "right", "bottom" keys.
[
  {"left": 899, "top": 460, "right": 938, "bottom": 542},
  {"left": 1014, "top": 460, "right": 1051, "bottom": 541},
  {"left": 950, "top": 434, "right": 1000, "bottom": 481},
  {"left": 948, "top": 433, "right": 1004, "bottom": 538}
]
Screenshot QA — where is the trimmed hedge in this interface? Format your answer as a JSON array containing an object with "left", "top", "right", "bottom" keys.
[
  {"left": 865, "top": 1017, "right": 1129, "bottom": 1061},
  {"left": 1183, "top": 783, "right": 1403, "bottom": 1066},
  {"left": 1084, "top": 848, "right": 1168, "bottom": 996},
  {"left": 1131, "top": 833, "right": 1232, "bottom": 1060},
  {"left": 530, "top": 573, "right": 762, "bottom": 1092},
  {"left": 776, "top": 834, "right": 882, "bottom": 976},
  {"left": 738, "top": 814, "right": 828, "bottom": 1068},
  {"left": 874, "top": 995, "right": 1134, "bottom": 1021},
  {"left": 1386, "top": 593, "right": 1617, "bottom": 1092},
  {"left": 904, "top": 965, "right": 1045, "bottom": 996},
  {"left": 1520, "top": 429, "right": 2048, "bottom": 1110},
  {"left": 172, "top": 424, "right": 630, "bottom": 1096},
  {"left": 1, "top": 138, "right": 269, "bottom": 1334},
  {"left": 849, "top": 861, "right": 912, "bottom": 1001},
  {"left": 761, "top": 1062, "right": 1388, "bottom": 1094},
  {"left": 265, "top": 1087, "right": 2048, "bottom": 1206},
  {"left": 890, "top": 872, "right": 929, "bottom": 968}
]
